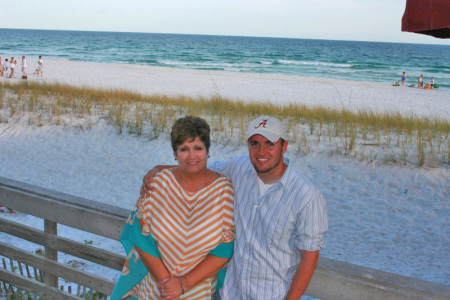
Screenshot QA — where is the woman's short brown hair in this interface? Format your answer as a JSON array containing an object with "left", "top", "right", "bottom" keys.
[{"left": 170, "top": 116, "right": 211, "bottom": 152}]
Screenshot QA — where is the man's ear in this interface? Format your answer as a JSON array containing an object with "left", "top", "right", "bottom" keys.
[{"left": 282, "top": 140, "right": 288, "bottom": 155}]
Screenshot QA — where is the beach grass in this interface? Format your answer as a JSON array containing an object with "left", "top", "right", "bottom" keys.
[{"left": 1, "top": 81, "right": 449, "bottom": 167}]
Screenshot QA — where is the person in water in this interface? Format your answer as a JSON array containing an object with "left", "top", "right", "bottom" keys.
[{"left": 401, "top": 72, "right": 407, "bottom": 86}]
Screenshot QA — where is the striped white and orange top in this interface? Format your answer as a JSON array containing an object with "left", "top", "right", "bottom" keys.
[{"left": 127, "top": 169, "right": 234, "bottom": 300}]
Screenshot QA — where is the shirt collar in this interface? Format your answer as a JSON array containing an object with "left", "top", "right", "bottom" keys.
[{"left": 279, "top": 157, "right": 292, "bottom": 187}]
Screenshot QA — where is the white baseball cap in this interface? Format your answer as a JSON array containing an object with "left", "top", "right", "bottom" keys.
[{"left": 246, "top": 116, "right": 287, "bottom": 142}]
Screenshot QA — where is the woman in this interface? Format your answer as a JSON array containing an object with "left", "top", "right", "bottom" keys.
[
  {"left": 111, "top": 116, "right": 235, "bottom": 300},
  {"left": 21, "top": 56, "right": 27, "bottom": 77},
  {"left": 9, "top": 59, "right": 15, "bottom": 78},
  {"left": 418, "top": 75, "right": 423, "bottom": 88}
]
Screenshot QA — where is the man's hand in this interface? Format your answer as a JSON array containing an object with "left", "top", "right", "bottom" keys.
[{"left": 140, "top": 167, "right": 161, "bottom": 197}]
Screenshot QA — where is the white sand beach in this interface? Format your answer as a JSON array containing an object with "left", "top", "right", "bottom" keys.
[
  {"left": 21, "top": 59, "right": 450, "bottom": 120},
  {"left": 0, "top": 59, "right": 449, "bottom": 289}
]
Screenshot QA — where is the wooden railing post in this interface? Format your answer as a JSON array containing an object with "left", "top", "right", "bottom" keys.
[{"left": 43, "top": 219, "right": 58, "bottom": 288}]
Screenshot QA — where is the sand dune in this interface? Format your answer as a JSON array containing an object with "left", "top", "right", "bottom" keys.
[{"left": 16, "top": 59, "right": 450, "bottom": 120}]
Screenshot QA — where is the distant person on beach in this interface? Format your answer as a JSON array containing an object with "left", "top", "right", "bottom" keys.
[
  {"left": 9, "top": 59, "right": 16, "bottom": 78},
  {"left": 21, "top": 56, "right": 27, "bottom": 76},
  {"left": 39, "top": 56, "right": 44, "bottom": 76},
  {"left": 112, "top": 116, "right": 235, "bottom": 300},
  {"left": 401, "top": 72, "right": 407, "bottom": 86},
  {"left": 3, "top": 59, "right": 9, "bottom": 77},
  {"left": 142, "top": 116, "right": 328, "bottom": 300},
  {"left": 418, "top": 75, "right": 423, "bottom": 88},
  {"left": 8, "top": 57, "right": 14, "bottom": 78},
  {"left": 34, "top": 56, "right": 44, "bottom": 77},
  {"left": 431, "top": 77, "right": 435, "bottom": 89}
]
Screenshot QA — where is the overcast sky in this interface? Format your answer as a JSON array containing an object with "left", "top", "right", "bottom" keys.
[{"left": 1, "top": 0, "right": 449, "bottom": 45}]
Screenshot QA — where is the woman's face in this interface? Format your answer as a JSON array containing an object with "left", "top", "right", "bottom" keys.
[{"left": 174, "top": 136, "right": 208, "bottom": 175}]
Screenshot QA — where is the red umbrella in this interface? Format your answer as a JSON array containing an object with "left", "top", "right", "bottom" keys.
[{"left": 402, "top": 0, "right": 450, "bottom": 38}]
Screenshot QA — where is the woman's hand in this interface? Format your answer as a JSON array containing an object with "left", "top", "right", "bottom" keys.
[
  {"left": 140, "top": 167, "right": 161, "bottom": 197},
  {"left": 159, "top": 276, "right": 183, "bottom": 300}
]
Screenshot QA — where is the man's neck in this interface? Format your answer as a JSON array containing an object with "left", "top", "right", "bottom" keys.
[{"left": 257, "top": 162, "right": 287, "bottom": 184}]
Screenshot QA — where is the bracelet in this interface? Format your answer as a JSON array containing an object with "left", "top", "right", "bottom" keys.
[{"left": 180, "top": 277, "right": 185, "bottom": 294}]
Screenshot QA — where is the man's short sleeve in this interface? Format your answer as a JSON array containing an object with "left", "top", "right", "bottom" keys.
[{"left": 295, "top": 188, "right": 328, "bottom": 251}]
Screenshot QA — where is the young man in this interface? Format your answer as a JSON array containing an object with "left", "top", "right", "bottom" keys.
[{"left": 142, "top": 116, "right": 328, "bottom": 299}]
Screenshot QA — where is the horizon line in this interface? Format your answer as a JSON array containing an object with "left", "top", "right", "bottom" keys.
[{"left": 1, "top": 27, "right": 449, "bottom": 47}]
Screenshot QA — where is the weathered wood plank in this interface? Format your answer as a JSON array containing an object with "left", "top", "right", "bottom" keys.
[
  {"left": 44, "top": 219, "right": 58, "bottom": 288},
  {"left": 25, "top": 264, "right": 31, "bottom": 278},
  {"left": 306, "top": 257, "right": 450, "bottom": 300},
  {"left": 0, "top": 176, "right": 127, "bottom": 217},
  {"left": 0, "top": 242, "right": 116, "bottom": 295},
  {"left": 0, "top": 175, "right": 128, "bottom": 240},
  {"left": 0, "top": 268, "right": 79, "bottom": 300},
  {"left": 0, "top": 217, "right": 126, "bottom": 270}
]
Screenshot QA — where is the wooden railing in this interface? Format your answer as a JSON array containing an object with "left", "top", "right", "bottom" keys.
[
  {"left": 0, "top": 176, "right": 127, "bottom": 299},
  {"left": 0, "top": 176, "right": 449, "bottom": 299}
]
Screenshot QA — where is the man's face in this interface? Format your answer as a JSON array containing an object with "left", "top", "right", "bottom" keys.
[{"left": 247, "top": 134, "right": 287, "bottom": 175}]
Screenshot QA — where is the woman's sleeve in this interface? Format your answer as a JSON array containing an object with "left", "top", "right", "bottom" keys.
[
  {"left": 110, "top": 198, "right": 161, "bottom": 300},
  {"left": 208, "top": 240, "right": 234, "bottom": 291},
  {"left": 208, "top": 181, "right": 235, "bottom": 259},
  {"left": 120, "top": 208, "right": 161, "bottom": 258},
  {"left": 208, "top": 241, "right": 234, "bottom": 258},
  {"left": 208, "top": 182, "right": 235, "bottom": 291}
]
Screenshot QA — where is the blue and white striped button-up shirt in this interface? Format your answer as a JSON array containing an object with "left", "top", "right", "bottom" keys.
[{"left": 210, "top": 156, "right": 328, "bottom": 300}]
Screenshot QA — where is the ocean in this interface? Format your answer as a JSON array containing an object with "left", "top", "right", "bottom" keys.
[{"left": 1, "top": 28, "right": 450, "bottom": 88}]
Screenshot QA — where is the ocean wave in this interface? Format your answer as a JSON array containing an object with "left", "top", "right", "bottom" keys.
[
  {"left": 158, "top": 59, "right": 239, "bottom": 69},
  {"left": 424, "top": 68, "right": 450, "bottom": 74},
  {"left": 277, "top": 59, "right": 353, "bottom": 68},
  {"left": 350, "top": 64, "right": 386, "bottom": 70},
  {"left": 195, "top": 67, "right": 226, "bottom": 71},
  {"left": 0, "top": 43, "right": 27, "bottom": 48},
  {"left": 125, "top": 58, "right": 159, "bottom": 64}
]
